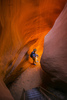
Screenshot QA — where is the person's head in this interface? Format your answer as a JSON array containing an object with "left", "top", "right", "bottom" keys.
[{"left": 33, "top": 49, "right": 37, "bottom": 53}]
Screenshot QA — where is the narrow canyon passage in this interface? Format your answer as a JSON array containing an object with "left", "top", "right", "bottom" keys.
[
  {"left": 0, "top": 0, "right": 67, "bottom": 100},
  {"left": 9, "top": 63, "right": 43, "bottom": 100}
]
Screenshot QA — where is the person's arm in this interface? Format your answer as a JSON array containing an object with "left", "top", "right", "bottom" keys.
[{"left": 36, "top": 54, "right": 38, "bottom": 57}]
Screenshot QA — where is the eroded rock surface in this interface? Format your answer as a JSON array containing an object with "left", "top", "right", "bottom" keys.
[
  {"left": 0, "top": 80, "right": 14, "bottom": 100},
  {"left": 0, "top": 0, "right": 66, "bottom": 79},
  {"left": 41, "top": 3, "right": 67, "bottom": 91},
  {"left": 0, "top": 0, "right": 67, "bottom": 100}
]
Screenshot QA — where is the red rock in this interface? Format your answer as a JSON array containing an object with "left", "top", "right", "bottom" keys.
[
  {"left": 41, "top": 3, "right": 67, "bottom": 91},
  {"left": 0, "top": 80, "right": 14, "bottom": 100}
]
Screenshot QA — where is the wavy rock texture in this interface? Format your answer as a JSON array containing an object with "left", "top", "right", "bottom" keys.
[
  {"left": 0, "top": 0, "right": 66, "bottom": 78},
  {"left": 0, "top": 0, "right": 67, "bottom": 99},
  {"left": 41, "top": 3, "right": 67, "bottom": 91}
]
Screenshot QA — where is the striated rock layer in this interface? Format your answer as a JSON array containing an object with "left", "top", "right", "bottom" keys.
[
  {"left": 0, "top": 0, "right": 66, "bottom": 78},
  {"left": 41, "top": 3, "right": 67, "bottom": 91},
  {"left": 0, "top": 0, "right": 67, "bottom": 99},
  {"left": 0, "top": 0, "right": 66, "bottom": 81}
]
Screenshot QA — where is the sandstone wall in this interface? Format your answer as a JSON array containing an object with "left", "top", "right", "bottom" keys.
[
  {"left": 41, "top": 3, "right": 67, "bottom": 91},
  {"left": 0, "top": 1, "right": 67, "bottom": 99},
  {"left": 0, "top": 0, "right": 66, "bottom": 79},
  {"left": 0, "top": 80, "right": 14, "bottom": 100}
]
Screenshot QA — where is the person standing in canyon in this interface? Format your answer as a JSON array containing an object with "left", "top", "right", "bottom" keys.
[{"left": 30, "top": 49, "right": 38, "bottom": 65}]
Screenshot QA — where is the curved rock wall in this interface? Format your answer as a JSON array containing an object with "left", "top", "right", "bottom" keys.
[
  {"left": 41, "top": 3, "right": 67, "bottom": 91},
  {"left": 0, "top": 0, "right": 67, "bottom": 99},
  {"left": 0, "top": 0, "right": 66, "bottom": 79},
  {"left": 0, "top": 80, "right": 14, "bottom": 100}
]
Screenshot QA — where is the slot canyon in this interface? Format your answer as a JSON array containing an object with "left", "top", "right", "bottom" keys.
[{"left": 0, "top": 0, "right": 67, "bottom": 100}]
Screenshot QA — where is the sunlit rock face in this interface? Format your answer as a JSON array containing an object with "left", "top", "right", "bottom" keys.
[
  {"left": 41, "top": 3, "right": 67, "bottom": 91},
  {"left": 0, "top": 0, "right": 67, "bottom": 99},
  {"left": 0, "top": 0, "right": 66, "bottom": 79}
]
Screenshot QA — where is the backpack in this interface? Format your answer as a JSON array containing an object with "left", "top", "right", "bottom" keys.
[{"left": 30, "top": 52, "right": 34, "bottom": 58}]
